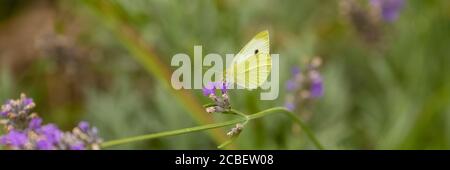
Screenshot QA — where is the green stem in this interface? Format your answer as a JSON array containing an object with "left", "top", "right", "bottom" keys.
[
  {"left": 229, "top": 109, "right": 249, "bottom": 119},
  {"left": 217, "top": 135, "right": 239, "bottom": 149},
  {"left": 101, "top": 118, "right": 245, "bottom": 148},
  {"left": 101, "top": 107, "right": 324, "bottom": 149},
  {"left": 282, "top": 110, "right": 325, "bottom": 150}
]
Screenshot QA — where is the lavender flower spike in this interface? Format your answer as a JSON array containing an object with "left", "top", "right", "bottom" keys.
[
  {"left": 0, "top": 130, "right": 28, "bottom": 149},
  {"left": 202, "top": 82, "right": 216, "bottom": 96},
  {"left": 371, "top": 0, "right": 405, "bottom": 22},
  {"left": 0, "top": 94, "right": 103, "bottom": 150},
  {"left": 78, "top": 121, "right": 90, "bottom": 132},
  {"left": 310, "top": 71, "right": 324, "bottom": 98},
  {"left": 29, "top": 117, "right": 43, "bottom": 130},
  {"left": 203, "top": 81, "right": 231, "bottom": 114}
]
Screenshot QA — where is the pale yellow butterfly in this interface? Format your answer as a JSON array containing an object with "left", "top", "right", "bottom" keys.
[{"left": 225, "top": 30, "right": 272, "bottom": 89}]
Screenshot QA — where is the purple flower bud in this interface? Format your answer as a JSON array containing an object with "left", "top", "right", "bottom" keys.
[
  {"left": 29, "top": 117, "right": 43, "bottom": 129},
  {"left": 371, "top": 0, "right": 405, "bottom": 22},
  {"left": 36, "top": 139, "right": 54, "bottom": 150},
  {"left": 78, "top": 121, "right": 90, "bottom": 132},
  {"left": 0, "top": 130, "right": 28, "bottom": 148},
  {"left": 286, "top": 79, "right": 298, "bottom": 91},
  {"left": 311, "top": 82, "right": 323, "bottom": 98},
  {"left": 202, "top": 81, "right": 232, "bottom": 113},
  {"left": 39, "top": 124, "right": 63, "bottom": 144},
  {"left": 23, "top": 98, "right": 34, "bottom": 107},
  {"left": 202, "top": 82, "right": 216, "bottom": 96},
  {"left": 220, "top": 82, "right": 229, "bottom": 94},
  {"left": 70, "top": 143, "right": 85, "bottom": 150},
  {"left": 284, "top": 102, "right": 296, "bottom": 111},
  {"left": 310, "top": 72, "right": 324, "bottom": 98},
  {"left": 291, "top": 67, "right": 301, "bottom": 75},
  {"left": 1, "top": 100, "right": 12, "bottom": 117}
]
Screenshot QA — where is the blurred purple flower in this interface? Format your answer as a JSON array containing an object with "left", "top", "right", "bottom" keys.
[
  {"left": 0, "top": 111, "right": 7, "bottom": 117},
  {"left": 70, "top": 143, "right": 85, "bottom": 150},
  {"left": 29, "top": 117, "right": 42, "bottom": 130},
  {"left": 1, "top": 100, "right": 12, "bottom": 117},
  {"left": 78, "top": 121, "right": 90, "bottom": 132},
  {"left": 23, "top": 98, "right": 34, "bottom": 107},
  {"left": 36, "top": 139, "right": 54, "bottom": 150},
  {"left": 39, "top": 124, "right": 63, "bottom": 144},
  {"left": 0, "top": 94, "right": 102, "bottom": 150},
  {"left": 284, "top": 102, "right": 295, "bottom": 111},
  {"left": 286, "top": 67, "right": 302, "bottom": 92},
  {"left": 0, "top": 130, "right": 28, "bottom": 149},
  {"left": 284, "top": 58, "right": 324, "bottom": 114},
  {"left": 291, "top": 67, "right": 301, "bottom": 75},
  {"left": 371, "top": 0, "right": 405, "bottom": 22},
  {"left": 1, "top": 94, "right": 36, "bottom": 128},
  {"left": 310, "top": 72, "right": 324, "bottom": 98},
  {"left": 286, "top": 79, "right": 298, "bottom": 91}
]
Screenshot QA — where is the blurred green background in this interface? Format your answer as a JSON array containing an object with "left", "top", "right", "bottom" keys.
[{"left": 0, "top": 0, "right": 449, "bottom": 149}]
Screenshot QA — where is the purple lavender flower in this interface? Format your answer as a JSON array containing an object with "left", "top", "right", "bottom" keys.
[
  {"left": 0, "top": 94, "right": 102, "bottom": 150},
  {"left": 284, "top": 102, "right": 295, "bottom": 111},
  {"left": 0, "top": 111, "right": 7, "bottom": 117},
  {"left": 291, "top": 67, "right": 301, "bottom": 75},
  {"left": 1, "top": 93, "right": 37, "bottom": 130},
  {"left": 310, "top": 71, "right": 324, "bottom": 98},
  {"left": 23, "top": 98, "right": 34, "bottom": 107},
  {"left": 203, "top": 81, "right": 231, "bottom": 113},
  {"left": 370, "top": 0, "right": 405, "bottom": 22},
  {"left": 0, "top": 130, "right": 28, "bottom": 149},
  {"left": 284, "top": 58, "right": 324, "bottom": 113},
  {"left": 39, "top": 124, "right": 63, "bottom": 144},
  {"left": 78, "top": 121, "right": 90, "bottom": 132},
  {"left": 29, "top": 117, "right": 43, "bottom": 130},
  {"left": 286, "top": 79, "right": 298, "bottom": 91},
  {"left": 1, "top": 100, "right": 12, "bottom": 117},
  {"left": 219, "top": 82, "right": 229, "bottom": 94},
  {"left": 203, "top": 81, "right": 230, "bottom": 96},
  {"left": 36, "top": 139, "right": 54, "bottom": 150},
  {"left": 286, "top": 66, "right": 303, "bottom": 92},
  {"left": 202, "top": 82, "right": 216, "bottom": 96},
  {"left": 70, "top": 143, "right": 85, "bottom": 150}
]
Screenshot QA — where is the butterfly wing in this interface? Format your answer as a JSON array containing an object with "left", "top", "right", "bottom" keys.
[
  {"left": 226, "top": 30, "right": 271, "bottom": 89},
  {"left": 232, "top": 53, "right": 272, "bottom": 89}
]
